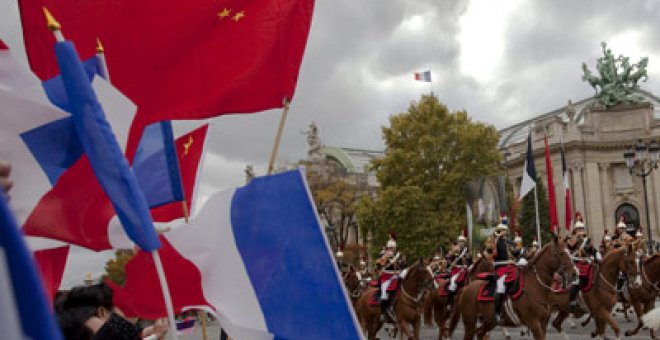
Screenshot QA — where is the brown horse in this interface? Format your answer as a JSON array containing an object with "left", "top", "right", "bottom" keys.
[
  {"left": 427, "top": 253, "right": 495, "bottom": 339},
  {"left": 450, "top": 236, "right": 576, "bottom": 340},
  {"left": 355, "top": 260, "right": 433, "bottom": 339},
  {"left": 550, "top": 244, "right": 639, "bottom": 339},
  {"left": 342, "top": 265, "right": 363, "bottom": 307},
  {"left": 625, "top": 253, "right": 660, "bottom": 338}
]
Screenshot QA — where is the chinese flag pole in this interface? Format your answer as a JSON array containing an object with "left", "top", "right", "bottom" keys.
[{"left": 267, "top": 98, "right": 291, "bottom": 175}]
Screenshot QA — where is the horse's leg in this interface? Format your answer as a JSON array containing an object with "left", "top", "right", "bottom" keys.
[
  {"left": 601, "top": 307, "right": 621, "bottom": 339},
  {"left": 462, "top": 308, "right": 477, "bottom": 340},
  {"left": 581, "top": 313, "right": 592, "bottom": 327},
  {"left": 625, "top": 298, "right": 644, "bottom": 336},
  {"left": 528, "top": 319, "right": 547, "bottom": 340},
  {"left": 553, "top": 310, "right": 568, "bottom": 333},
  {"left": 414, "top": 317, "right": 421, "bottom": 340}
]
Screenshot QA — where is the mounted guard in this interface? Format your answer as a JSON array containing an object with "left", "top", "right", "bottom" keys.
[
  {"left": 445, "top": 234, "right": 473, "bottom": 308},
  {"left": 491, "top": 215, "right": 521, "bottom": 325},
  {"left": 376, "top": 233, "right": 405, "bottom": 322}
]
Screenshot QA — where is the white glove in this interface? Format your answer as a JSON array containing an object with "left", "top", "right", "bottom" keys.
[{"left": 517, "top": 258, "right": 528, "bottom": 266}]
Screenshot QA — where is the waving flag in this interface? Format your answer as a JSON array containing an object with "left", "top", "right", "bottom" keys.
[
  {"left": 19, "top": 0, "right": 315, "bottom": 156},
  {"left": 517, "top": 131, "right": 537, "bottom": 200},
  {"left": 34, "top": 38, "right": 160, "bottom": 251},
  {"left": 560, "top": 140, "right": 571, "bottom": 231},
  {"left": 109, "top": 169, "right": 361, "bottom": 340},
  {"left": 544, "top": 134, "right": 558, "bottom": 234},
  {"left": 0, "top": 196, "right": 62, "bottom": 339},
  {"left": 414, "top": 70, "right": 432, "bottom": 82}
]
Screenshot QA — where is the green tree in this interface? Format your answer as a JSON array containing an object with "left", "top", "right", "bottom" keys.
[
  {"left": 518, "top": 179, "right": 553, "bottom": 244},
  {"left": 357, "top": 94, "right": 502, "bottom": 259},
  {"left": 104, "top": 249, "right": 135, "bottom": 285}
]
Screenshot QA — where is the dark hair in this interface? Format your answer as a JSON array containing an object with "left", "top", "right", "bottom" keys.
[
  {"left": 63, "top": 286, "right": 105, "bottom": 310},
  {"left": 94, "top": 282, "right": 114, "bottom": 310},
  {"left": 58, "top": 306, "right": 97, "bottom": 340}
]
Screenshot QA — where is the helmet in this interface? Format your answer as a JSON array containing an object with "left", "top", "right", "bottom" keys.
[
  {"left": 636, "top": 230, "right": 643, "bottom": 238},
  {"left": 603, "top": 235, "right": 612, "bottom": 242},
  {"left": 574, "top": 220, "right": 585, "bottom": 230},
  {"left": 336, "top": 250, "right": 344, "bottom": 258},
  {"left": 457, "top": 235, "right": 467, "bottom": 243},
  {"left": 514, "top": 235, "right": 522, "bottom": 244},
  {"left": 386, "top": 239, "right": 397, "bottom": 249},
  {"left": 495, "top": 214, "right": 509, "bottom": 232},
  {"left": 532, "top": 240, "right": 540, "bottom": 247},
  {"left": 617, "top": 221, "right": 626, "bottom": 229}
]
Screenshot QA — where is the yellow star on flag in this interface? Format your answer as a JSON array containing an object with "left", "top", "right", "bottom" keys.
[
  {"left": 232, "top": 10, "right": 245, "bottom": 22},
  {"left": 217, "top": 8, "right": 231, "bottom": 19}
]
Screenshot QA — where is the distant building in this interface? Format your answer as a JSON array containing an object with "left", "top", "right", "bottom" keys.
[{"left": 499, "top": 89, "right": 660, "bottom": 244}]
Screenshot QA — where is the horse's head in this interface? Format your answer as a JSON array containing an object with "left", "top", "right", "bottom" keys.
[
  {"left": 403, "top": 260, "right": 434, "bottom": 293},
  {"left": 531, "top": 235, "right": 577, "bottom": 287},
  {"left": 617, "top": 243, "right": 640, "bottom": 283}
]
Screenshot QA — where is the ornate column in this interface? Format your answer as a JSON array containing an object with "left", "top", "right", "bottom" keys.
[
  {"left": 584, "top": 163, "right": 604, "bottom": 239},
  {"left": 598, "top": 162, "right": 612, "bottom": 242}
]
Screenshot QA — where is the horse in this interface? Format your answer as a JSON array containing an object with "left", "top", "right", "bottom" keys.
[
  {"left": 342, "top": 265, "right": 363, "bottom": 307},
  {"left": 428, "top": 254, "right": 495, "bottom": 340},
  {"left": 625, "top": 253, "right": 660, "bottom": 339},
  {"left": 449, "top": 235, "right": 576, "bottom": 340},
  {"left": 355, "top": 260, "right": 433, "bottom": 340},
  {"left": 550, "top": 243, "right": 639, "bottom": 339}
]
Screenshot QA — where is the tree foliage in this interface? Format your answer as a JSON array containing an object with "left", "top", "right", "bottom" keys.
[
  {"left": 357, "top": 94, "right": 502, "bottom": 259},
  {"left": 104, "top": 249, "right": 135, "bottom": 286},
  {"left": 304, "top": 158, "right": 369, "bottom": 251}
]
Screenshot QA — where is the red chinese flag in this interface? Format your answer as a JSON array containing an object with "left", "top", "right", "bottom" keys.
[
  {"left": 151, "top": 124, "right": 208, "bottom": 222},
  {"left": 19, "top": 0, "right": 315, "bottom": 154},
  {"left": 544, "top": 134, "right": 559, "bottom": 234}
]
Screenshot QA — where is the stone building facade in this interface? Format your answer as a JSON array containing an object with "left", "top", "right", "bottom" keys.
[{"left": 499, "top": 90, "right": 660, "bottom": 245}]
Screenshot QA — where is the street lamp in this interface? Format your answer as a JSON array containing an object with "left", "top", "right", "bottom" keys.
[{"left": 623, "top": 139, "right": 660, "bottom": 252}]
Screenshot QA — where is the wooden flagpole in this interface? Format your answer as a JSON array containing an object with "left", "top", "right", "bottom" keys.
[{"left": 267, "top": 98, "right": 291, "bottom": 175}]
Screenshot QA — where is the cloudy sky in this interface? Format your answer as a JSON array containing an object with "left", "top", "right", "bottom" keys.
[{"left": 3, "top": 0, "right": 660, "bottom": 285}]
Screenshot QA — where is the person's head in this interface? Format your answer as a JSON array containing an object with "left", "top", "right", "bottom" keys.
[
  {"left": 532, "top": 240, "right": 540, "bottom": 249},
  {"left": 494, "top": 222, "right": 508, "bottom": 236},
  {"left": 58, "top": 306, "right": 97, "bottom": 340},
  {"left": 386, "top": 237, "right": 397, "bottom": 250},
  {"left": 457, "top": 235, "right": 467, "bottom": 246},
  {"left": 64, "top": 285, "right": 113, "bottom": 321}
]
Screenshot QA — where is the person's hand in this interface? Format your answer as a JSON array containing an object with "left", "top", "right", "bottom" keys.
[
  {"left": 152, "top": 318, "right": 169, "bottom": 340},
  {"left": 0, "top": 161, "right": 12, "bottom": 198}
]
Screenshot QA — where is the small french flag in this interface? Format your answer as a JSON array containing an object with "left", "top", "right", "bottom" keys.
[{"left": 414, "top": 70, "right": 432, "bottom": 82}]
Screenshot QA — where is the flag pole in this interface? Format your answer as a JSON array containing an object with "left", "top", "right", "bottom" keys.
[
  {"left": 70, "top": 20, "right": 178, "bottom": 340},
  {"left": 267, "top": 98, "right": 290, "bottom": 175},
  {"left": 197, "top": 311, "right": 208, "bottom": 340},
  {"left": 151, "top": 250, "right": 180, "bottom": 340},
  {"left": 534, "top": 185, "right": 541, "bottom": 246}
]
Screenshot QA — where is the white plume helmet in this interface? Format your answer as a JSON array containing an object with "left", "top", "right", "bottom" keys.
[
  {"left": 532, "top": 240, "right": 540, "bottom": 247},
  {"left": 457, "top": 235, "right": 467, "bottom": 243},
  {"left": 514, "top": 235, "right": 522, "bottom": 243},
  {"left": 386, "top": 238, "right": 397, "bottom": 248},
  {"left": 574, "top": 220, "right": 585, "bottom": 230},
  {"left": 604, "top": 235, "right": 612, "bottom": 242},
  {"left": 617, "top": 221, "right": 626, "bottom": 229}
]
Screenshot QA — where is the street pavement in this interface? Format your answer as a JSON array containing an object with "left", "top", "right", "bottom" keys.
[{"left": 189, "top": 306, "right": 656, "bottom": 339}]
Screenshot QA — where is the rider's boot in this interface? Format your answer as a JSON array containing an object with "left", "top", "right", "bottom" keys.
[
  {"left": 568, "top": 284, "right": 579, "bottom": 312},
  {"left": 446, "top": 290, "right": 455, "bottom": 310},
  {"left": 379, "top": 297, "right": 389, "bottom": 323},
  {"left": 493, "top": 293, "right": 504, "bottom": 325}
]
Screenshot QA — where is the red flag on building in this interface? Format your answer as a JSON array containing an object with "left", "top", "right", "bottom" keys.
[
  {"left": 560, "top": 139, "right": 572, "bottom": 231},
  {"left": 544, "top": 134, "right": 558, "bottom": 234}
]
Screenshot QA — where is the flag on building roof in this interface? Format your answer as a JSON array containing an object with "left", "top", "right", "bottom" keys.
[
  {"left": 108, "top": 169, "right": 361, "bottom": 340},
  {"left": 0, "top": 195, "right": 62, "bottom": 339},
  {"left": 544, "top": 134, "right": 558, "bottom": 234},
  {"left": 560, "top": 139, "right": 571, "bottom": 231},
  {"left": 414, "top": 70, "right": 432, "bottom": 82},
  {"left": 518, "top": 131, "right": 537, "bottom": 200}
]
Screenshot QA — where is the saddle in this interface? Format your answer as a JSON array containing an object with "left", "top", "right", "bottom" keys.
[
  {"left": 575, "top": 261, "right": 595, "bottom": 292},
  {"left": 368, "top": 279, "right": 401, "bottom": 306},
  {"left": 434, "top": 274, "right": 450, "bottom": 296},
  {"left": 477, "top": 266, "right": 524, "bottom": 302}
]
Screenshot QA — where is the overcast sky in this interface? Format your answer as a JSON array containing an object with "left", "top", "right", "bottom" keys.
[{"left": 3, "top": 0, "right": 660, "bottom": 285}]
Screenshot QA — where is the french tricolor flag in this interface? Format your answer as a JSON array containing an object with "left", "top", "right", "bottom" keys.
[
  {"left": 109, "top": 169, "right": 361, "bottom": 339},
  {"left": 414, "top": 70, "right": 432, "bottom": 82}
]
